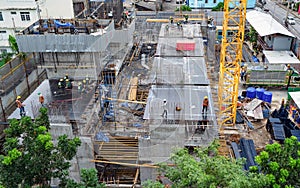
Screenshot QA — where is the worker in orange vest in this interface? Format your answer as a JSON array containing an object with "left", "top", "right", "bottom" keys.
[
  {"left": 16, "top": 96, "right": 26, "bottom": 117},
  {"left": 202, "top": 96, "right": 209, "bottom": 114},
  {"left": 38, "top": 92, "right": 45, "bottom": 107}
]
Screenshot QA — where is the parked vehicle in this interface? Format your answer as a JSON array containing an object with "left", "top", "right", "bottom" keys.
[{"left": 286, "top": 16, "right": 296, "bottom": 25}]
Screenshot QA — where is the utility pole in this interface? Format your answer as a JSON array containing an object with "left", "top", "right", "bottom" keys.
[{"left": 285, "top": 0, "right": 291, "bottom": 23}]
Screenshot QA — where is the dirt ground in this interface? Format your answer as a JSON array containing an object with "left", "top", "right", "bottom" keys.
[{"left": 238, "top": 88, "right": 288, "bottom": 151}]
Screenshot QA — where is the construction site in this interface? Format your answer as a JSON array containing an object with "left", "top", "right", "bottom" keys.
[{"left": 1, "top": 0, "right": 300, "bottom": 187}]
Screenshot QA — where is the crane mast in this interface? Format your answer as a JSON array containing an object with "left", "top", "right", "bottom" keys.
[{"left": 218, "top": 0, "right": 247, "bottom": 155}]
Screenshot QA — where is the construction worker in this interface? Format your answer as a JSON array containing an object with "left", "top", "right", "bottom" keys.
[
  {"left": 161, "top": 99, "right": 167, "bottom": 118},
  {"left": 16, "top": 96, "right": 26, "bottom": 117},
  {"left": 202, "top": 96, "right": 209, "bottom": 114},
  {"left": 85, "top": 75, "right": 90, "bottom": 85},
  {"left": 64, "top": 74, "right": 69, "bottom": 81},
  {"left": 38, "top": 92, "right": 45, "bottom": 107},
  {"left": 184, "top": 14, "right": 189, "bottom": 23},
  {"left": 78, "top": 82, "right": 82, "bottom": 94},
  {"left": 169, "top": 16, "right": 174, "bottom": 24},
  {"left": 65, "top": 79, "right": 72, "bottom": 89},
  {"left": 58, "top": 78, "right": 65, "bottom": 89}
]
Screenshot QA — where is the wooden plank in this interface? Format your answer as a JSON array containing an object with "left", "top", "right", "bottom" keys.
[{"left": 128, "top": 77, "right": 138, "bottom": 101}]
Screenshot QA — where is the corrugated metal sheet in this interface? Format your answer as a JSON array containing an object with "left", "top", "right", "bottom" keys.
[
  {"left": 272, "top": 124, "right": 286, "bottom": 141},
  {"left": 231, "top": 142, "right": 241, "bottom": 159},
  {"left": 240, "top": 138, "right": 257, "bottom": 170},
  {"left": 246, "top": 11, "right": 294, "bottom": 37},
  {"left": 291, "top": 130, "right": 300, "bottom": 141}
]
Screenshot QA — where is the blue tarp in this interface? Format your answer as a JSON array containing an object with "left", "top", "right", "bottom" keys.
[
  {"left": 54, "top": 20, "right": 74, "bottom": 28},
  {"left": 272, "top": 124, "right": 286, "bottom": 141},
  {"left": 240, "top": 138, "right": 257, "bottom": 170},
  {"left": 252, "top": 56, "right": 259, "bottom": 63},
  {"left": 95, "top": 132, "right": 109, "bottom": 142}
]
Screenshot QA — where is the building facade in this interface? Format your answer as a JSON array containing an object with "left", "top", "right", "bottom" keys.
[
  {"left": 186, "top": 0, "right": 256, "bottom": 9},
  {"left": 0, "top": 0, "right": 74, "bottom": 53}
]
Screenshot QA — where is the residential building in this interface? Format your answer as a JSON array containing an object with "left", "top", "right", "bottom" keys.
[
  {"left": 0, "top": 0, "right": 74, "bottom": 53},
  {"left": 246, "top": 11, "right": 296, "bottom": 51},
  {"left": 186, "top": 0, "right": 255, "bottom": 9}
]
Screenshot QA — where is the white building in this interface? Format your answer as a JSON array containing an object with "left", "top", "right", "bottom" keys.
[{"left": 0, "top": 0, "right": 74, "bottom": 53}]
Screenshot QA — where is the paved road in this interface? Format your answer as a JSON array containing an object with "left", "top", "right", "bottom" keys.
[{"left": 264, "top": 0, "right": 300, "bottom": 38}]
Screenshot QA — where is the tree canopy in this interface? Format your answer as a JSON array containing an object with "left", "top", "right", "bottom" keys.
[
  {"left": 143, "top": 140, "right": 269, "bottom": 188},
  {"left": 65, "top": 168, "right": 106, "bottom": 188},
  {"left": 0, "top": 107, "right": 81, "bottom": 188},
  {"left": 254, "top": 136, "right": 300, "bottom": 188}
]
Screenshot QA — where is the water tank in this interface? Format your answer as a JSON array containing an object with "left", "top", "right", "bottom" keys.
[
  {"left": 263, "top": 91, "right": 272, "bottom": 103},
  {"left": 256, "top": 88, "right": 265, "bottom": 100},
  {"left": 246, "top": 87, "right": 256, "bottom": 99}
]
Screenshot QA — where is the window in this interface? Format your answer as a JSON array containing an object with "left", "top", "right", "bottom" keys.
[
  {"left": 205, "top": 0, "right": 208, "bottom": 3},
  {"left": 20, "top": 12, "right": 30, "bottom": 21},
  {"left": 227, "top": 31, "right": 234, "bottom": 36},
  {"left": 213, "top": 0, "right": 216, "bottom": 3},
  {"left": 0, "top": 12, "right": 3, "bottom": 21},
  {"left": 0, "top": 31, "right": 6, "bottom": 33},
  {"left": 11, "top": 12, "right": 17, "bottom": 15}
]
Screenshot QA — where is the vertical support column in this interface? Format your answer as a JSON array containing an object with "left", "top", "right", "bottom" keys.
[
  {"left": 23, "top": 58, "right": 30, "bottom": 95},
  {"left": 0, "top": 97, "right": 6, "bottom": 122}
]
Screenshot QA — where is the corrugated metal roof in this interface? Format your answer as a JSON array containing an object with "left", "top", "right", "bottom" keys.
[
  {"left": 263, "top": 50, "right": 300, "bottom": 64},
  {"left": 246, "top": 11, "right": 295, "bottom": 37},
  {"left": 289, "top": 91, "right": 300, "bottom": 108},
  {"left": 272, "top": 124, "right": 286, "bottom": 140}
]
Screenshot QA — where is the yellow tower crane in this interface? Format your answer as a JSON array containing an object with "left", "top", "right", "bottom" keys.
[{"left": 218, "top": 0, "right": 247, "bottom": 155}]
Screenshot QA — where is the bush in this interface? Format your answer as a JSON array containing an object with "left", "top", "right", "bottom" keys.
[
  {"left": 175, "top": 5, "right": 192, "bottom": 11},
  {"left": 212, "top": 2, "right": 224, "bottom": 11}
]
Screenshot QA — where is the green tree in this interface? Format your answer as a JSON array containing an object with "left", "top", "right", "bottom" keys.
[
  {"left": 65, "top": 168, "right": 106, "bottom": 188},
  {"left": 144, "top": 140, "right": 269, "bottom": 188},
  {"left": 0, "top": 107, "right": 81, "bottom": 188},
  {"left": 246, "top": 26, "right": 258, "bottom": 45},
  {"left": 255, "top": 136, "right": 300, "bottom": 188},
  {"left": 8, "top": 35, "right": 19, "bottom": 54},
  {"left": 212, "top": 2, "right": 224, "bottom": 11}
]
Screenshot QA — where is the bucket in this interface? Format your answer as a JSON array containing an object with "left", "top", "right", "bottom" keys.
[
  {"left": 263, "top": 91, "right": 272, "bottom": 103},
  {"left": 256, "top": 88, "right": 265, "bottom": 100},
  {"left": 246, "top": 87, "right": 256, "bottom": 99}
]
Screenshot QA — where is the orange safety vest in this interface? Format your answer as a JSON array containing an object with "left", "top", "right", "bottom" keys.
[
  {"left": 39, "top": 95, "right": 44, "bottom": 104},
  {"left": 203, "top": 99, "right": 209, "bottom": 107},
  {"left": 16, "top": 99, "right": 22, "bottom": 108}
]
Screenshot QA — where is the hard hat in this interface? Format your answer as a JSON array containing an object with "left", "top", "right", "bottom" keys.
[
  {"left": 66, "top": 79, "right": 69, "bottom": 81},
  {"left": 78, "top": 82, "right": 82, "bottom": 85},
  {"left": 60, "top": 78, "right": 63, "bottom": 81},
  {"left": 37, "top": 92, "right": 41, "bottom": 95},
  {"left": 17, "top": 96, "right": 21, "bottom": 99},
  {"left": 163, "top": 99, "right": 167, "bottom": 102},
  {"left": 83, "top": 80, "right": 86, "bottom": 83},
  {"left": 204, "top": 96, "right": 208, "bottom": 99}
]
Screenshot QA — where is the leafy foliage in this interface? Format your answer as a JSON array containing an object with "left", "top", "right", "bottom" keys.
[
  {"left": 255, "top": 136, "right": 300, "bottom": 188},
  {"left": 8, "top": 35, "right": 19, "bottom": 54},
  {"left": 65, "top": 168, "right": 106, "bottom": 188},
  {"left": 0, "top": 107, "right": 81, "bottom": 188},
  {"left": 212, "top": 2, "right": 224, "bottom": 11},
  {"left": 175, "top": 5, "right": 192, "bottom": 11},
  {"left": 144, "top": 140, "right": 269, "bottom": 188}
]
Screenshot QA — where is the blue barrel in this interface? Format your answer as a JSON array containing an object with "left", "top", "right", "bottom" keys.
[
  {"left": 246, "top": 87, "right": 256, "bottom": 99},
  {"left": 256, "top": 88, "right": 265, "bottom": 100},
  {"left": 263, "top": 91, "right": 272, "bottom": 103}
]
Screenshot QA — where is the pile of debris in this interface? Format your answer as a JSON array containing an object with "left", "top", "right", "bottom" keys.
[{"left": 236, "top": 98, "right": 271, "bottom": 130}]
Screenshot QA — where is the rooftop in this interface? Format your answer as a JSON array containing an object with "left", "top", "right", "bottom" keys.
[
  {"left": 246, "top": 10, "right": 295, "bottom": 38},
  {"left": 263, "top": 50, "right": 300, "bottom": 64}
]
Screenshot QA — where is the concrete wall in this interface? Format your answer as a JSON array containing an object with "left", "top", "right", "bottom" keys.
[
  {"left": 50, "top": 124, "right": 95, "bottom": 185},
  {"left": 273, "top": 36, "right": 293, "bottom": 51},
  {"left": 40, "top": 0, "right": 74, "bottom": 19}
]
